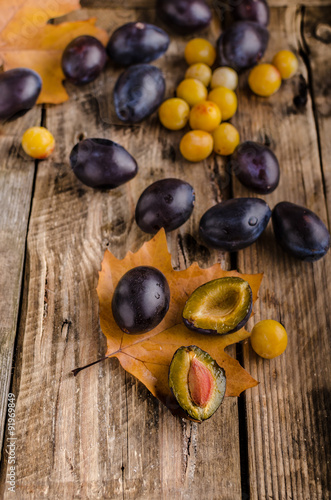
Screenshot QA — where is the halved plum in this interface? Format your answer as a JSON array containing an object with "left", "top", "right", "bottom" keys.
[
  {"left": 169, "top": 345, "right": 226, "bottom": 422},
  {"left": 182, "top": 277, "right": 252, "bottom": 335}
]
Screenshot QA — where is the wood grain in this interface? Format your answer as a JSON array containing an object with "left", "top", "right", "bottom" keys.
[
  {"left": 0, "top": 8, "right": 245, "bottom": 499},
  {"left": 0, "top": 3, "right": 330, "bottom": 499},
  {"left": 230, "top": 6, "right": 331, "bottom": 499},
  {"left": 0, "top": 108, "right": 41, "bottom": 459},
  {"left": 303, "top": 6, "right": 331, "bottom": 220}
]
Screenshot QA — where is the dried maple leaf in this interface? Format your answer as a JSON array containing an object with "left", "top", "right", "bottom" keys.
[
  {"left": 96, "top": 230, "right": 262, "bottom": 416},
  {"left": 0, "top": 0, "right": 108, "bottom": 104}
]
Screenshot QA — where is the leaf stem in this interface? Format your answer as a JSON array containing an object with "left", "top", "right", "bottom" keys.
[
  {"left": 71, "top": 355, "right": 110, "bottom": 376},
  {"left": 71, "top": 347, "right": 123, "bottom": 376}
]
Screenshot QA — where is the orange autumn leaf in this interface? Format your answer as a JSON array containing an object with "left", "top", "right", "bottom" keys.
[
  {"left": 97, "top": 230, "right": 262, "bottom": 417},
  {"left": 0, "top": 0, "right": 108, "bottom": 104}
]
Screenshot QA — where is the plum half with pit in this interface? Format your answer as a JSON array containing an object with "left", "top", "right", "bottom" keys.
[
  {"left": 112, "top": 266, "right": 170, "bottom": 334},
  {"left": 182, "top": 277, "right": 252, "bottom": 335},
  {"left": 169, "top": 345, "right": 226, "bottom": 422}
]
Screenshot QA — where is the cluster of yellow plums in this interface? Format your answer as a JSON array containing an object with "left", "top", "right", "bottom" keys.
[
  {"left": 158, "top": 38, "right": 241, "bottom": 162},
  {"left": 158, "top": 38, "right": 299, "bottom": 164}
]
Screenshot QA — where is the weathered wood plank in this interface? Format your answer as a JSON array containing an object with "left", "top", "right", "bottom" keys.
[
  {"left": 303, "top": 6, "right": 331, "bottom": 220},
  {"left": 82, "top": 0, "right": 331, "bottom": 9},
  {"left": 0, "top": 108, "right": 41, "bottom": 459},
  {"left": 231, "top": 6, "right": 331, "bottom": 499},
  {"left": 0, "top": 8, "right": 245, "bottom": 499}
]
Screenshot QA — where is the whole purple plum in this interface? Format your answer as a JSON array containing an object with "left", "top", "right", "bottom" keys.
[
  {"left": 70, "top": 138, "right": 138, "bottom": 189},
  {"left": 156, "top": 0, "right": 212, "bottom": 34},
  {"left": 114, "top": 64, "right": 165, "bottom": 123},
  {"left": 233, "top": 0, "right": 269, "bottom": 27},
  {"left": 272, "top": 202, "right": 330, "bottom": 261},
  {"left": 217, "top": 21, "right": 269, "bottom": 72},
  {"left": 231, "top": 141, "right": 280, "bottom": 194},
  {"left": 107, "top": 22, "right": 170, "bottom": 66}
]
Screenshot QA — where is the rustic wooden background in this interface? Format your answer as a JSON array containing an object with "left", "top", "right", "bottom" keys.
[{"left": 0, "top": 0, "right": 330, "bottom": 499}]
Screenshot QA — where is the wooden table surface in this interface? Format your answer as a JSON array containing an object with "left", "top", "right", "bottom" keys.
[{"left": 0, "top": 1, "right": 330, "bottom": 498}]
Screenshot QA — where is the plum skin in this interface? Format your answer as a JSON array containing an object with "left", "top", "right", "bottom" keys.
[
  {"left": 61, "top": 35, "right": 107, "bottom": 85},
  {"left": 199, "top": 198, "right": 272, "bottom": 251},
  {"left": 0, "top": 68, "right": 42, "bottom": 121},
  {"left": 272, "top": 202, "right": 330, "bottom": 261},
  {"left": 231, "top": 141, "right": 280, "bottom": 194},
  {"left": 107, "top": 22, "right": 170, "bottom": 66},
  {"left": 135, "top": 178, "right": 195, "bottom": 233},
  {"left": 217, "top": 21, "right": 269, "bottom": 72},
  {"left": 114, "top": 64, "right": 166, "bottom": 123},
  {"left": 156, "top": 0, "right": 212, "bottom": 35},
  {"left": 112, "top": 266, "right": 170, "bottom": 335},
  {"left": 70, "top": 138, "right": 138, "bottom": 189},
  {"left": 233, "top": 0, "right": 269, "bottom": 27}
]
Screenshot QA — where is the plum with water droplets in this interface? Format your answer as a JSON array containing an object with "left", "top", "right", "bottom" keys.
[
  {"left": 135, "top": 178, "right": 195, "bottom": 233},
  {"left": 112, "top": 266, "right": 170, "bottom": 334},
  {"left": 199, "top": 198, "right": 271, "bottom": 251}
]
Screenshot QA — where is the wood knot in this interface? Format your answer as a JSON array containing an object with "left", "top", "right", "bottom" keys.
[
  {"left": 314, "top": 23, "right": 331, "bottom": 44},
  {"left": 77, "top": 132, "right": 86, "bottom": 142}
]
